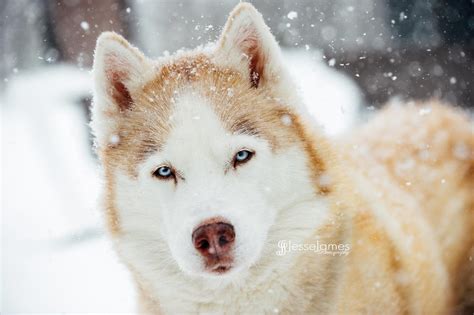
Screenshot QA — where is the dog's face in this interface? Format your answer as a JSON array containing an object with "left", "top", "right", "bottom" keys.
[{"left": 92, "top": 4, "right": 327, "bottom": 282}]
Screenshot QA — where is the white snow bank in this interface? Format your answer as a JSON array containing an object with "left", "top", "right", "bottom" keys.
[
  {"left": 283, "top": 49, "right": 362, "bottom": 135},
  {"left": 2, "top": 65, "right": 135, "bottom": 313}
]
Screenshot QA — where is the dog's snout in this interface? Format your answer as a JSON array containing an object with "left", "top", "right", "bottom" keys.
[{"left": 192, "top": 220, "right": 235, "bottom": 263}]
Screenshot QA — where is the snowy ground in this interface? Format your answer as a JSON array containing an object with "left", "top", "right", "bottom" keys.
[
  {"left": 1, "top": 66, "right": 137, "bottom": 313},
  {"left": 1, "top": 51, "right": 363, "bottom": 313}
]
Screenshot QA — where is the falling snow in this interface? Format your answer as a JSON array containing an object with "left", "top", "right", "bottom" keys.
[
  {"left": 399, "top": 12, "right": 407, "bottom": 21},
  {"left": 280, "top": 114, "right": 292, "bottom": 126},
  {"left": 80, "top": 21, "right": 89, "bottom": 31},
  {"left": 287, "top": 11, "right": 298, "bottom": 20},
  {"left": 109, "top": 134, "right": 120, "bottom": 145},
  {"left": 2, "top": 1, "right": 472, "bottom": 312},
  {"left": 418, "top": 107, "right": 432, "bottom": 116}
]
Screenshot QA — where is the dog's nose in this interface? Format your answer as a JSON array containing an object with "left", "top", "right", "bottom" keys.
[{"left": 192, "top": 220, "right": 235, "bottom": 260}]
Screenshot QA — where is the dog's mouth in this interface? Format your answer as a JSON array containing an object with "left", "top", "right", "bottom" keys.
[{"left": 209, "top": 263, "right": 233, "bottom": 274}]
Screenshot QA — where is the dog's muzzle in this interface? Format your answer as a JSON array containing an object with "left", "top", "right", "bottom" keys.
[{"left": 192, "top": 218, "right": 235, "bottom": 273}]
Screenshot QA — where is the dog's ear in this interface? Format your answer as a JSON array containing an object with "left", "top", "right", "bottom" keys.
[
  {"left": 93, "top": 32, "right": 149, "bottom": 112},
  {"left": 216, "top": 3, "right": 283, "bottom": 88},
  {"left": 92, "top": 32, "right": 150, "bottom": 146}
]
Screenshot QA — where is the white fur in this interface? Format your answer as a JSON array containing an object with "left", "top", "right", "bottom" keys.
[
  {"left": 216, "top": 4, "right": 282, "bottom": 79},
  {"left": 91, "top": 32, "right": 154, "bottom": 147},
  {"left": 112, "top": 90, "right": 329, "bottom": 312}
]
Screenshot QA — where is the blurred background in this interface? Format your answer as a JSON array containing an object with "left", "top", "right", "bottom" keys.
[{"left": 1, "top": 0, "right": 473, "bottom": 312}]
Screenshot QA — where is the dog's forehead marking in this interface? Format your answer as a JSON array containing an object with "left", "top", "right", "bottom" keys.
[
  {"left": 170, "top": 91, "right": 225, "bottom": 136},
  {"left": 164, "top": 90, "right": 231, "bottom": 161}
]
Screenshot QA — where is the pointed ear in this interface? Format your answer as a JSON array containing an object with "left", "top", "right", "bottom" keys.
[
  {"left": 93, "top": 32, "right": 149, "bottom": 112},
  {"left": 216, "top": 3, "right": 283, "bottom": 88},
  {"left": 92, "top": 32, "right": 150, "bottom": 146}
]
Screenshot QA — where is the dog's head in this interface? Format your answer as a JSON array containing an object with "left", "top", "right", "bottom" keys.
[{"left": 92, "top": 3, "right": 329, "bottom": 282}]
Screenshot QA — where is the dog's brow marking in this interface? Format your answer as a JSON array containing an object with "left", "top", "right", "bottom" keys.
[{"left": 229, "top": 118, "right": 261, "bottom": 136}]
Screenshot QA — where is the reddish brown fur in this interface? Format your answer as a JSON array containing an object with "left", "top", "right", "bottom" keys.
[{"left": 344, "top": 101, "right": 474, "bottom": 310}]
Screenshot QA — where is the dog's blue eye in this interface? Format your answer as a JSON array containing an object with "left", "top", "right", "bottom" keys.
[
  {"left": 236, "top": 150, "right": 250, "bottom": 161},
  {"left": 153, "top": 166, "right": 173, "bottom": 179},
  {"left": 234, "top": 149, "right": 254, "bottom": 167}
]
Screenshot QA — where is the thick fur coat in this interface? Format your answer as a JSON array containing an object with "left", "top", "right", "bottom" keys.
[{"left": 91, "top": 3, "right": 474, "bottom": 314}]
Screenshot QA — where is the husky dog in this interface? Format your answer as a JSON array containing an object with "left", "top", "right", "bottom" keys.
[{"left": 91, "top": 3, "right": 474, "bottom": 313}]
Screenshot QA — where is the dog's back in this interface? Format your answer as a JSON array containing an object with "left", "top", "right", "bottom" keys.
[{"left": 343, "top": 101, "right": 474, "bottom": 312}]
